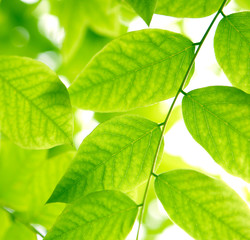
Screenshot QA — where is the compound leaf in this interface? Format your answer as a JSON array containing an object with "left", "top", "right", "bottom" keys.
[
  {"left": 214, "top": 12, "right": 250, "bottom": 93},
  {"left": 44, "top": 191, "right": 138, "bottom": 240},
  {"left": 155, "top": 170, "right": 250, "bottom": 240},
  {"left": 156, "top": 0, "right": 224, "bottom": 18},
  {"left": 69, "top": 29, "right": 194, "bottom": 112},
  {"left": 182, "top": 86, "right": 250, "bottom": 182},
  {"left": 125, "top": 0, "right": 157, "bottom": 25},
  {"left": 48, "top": 115, "right": 162, "bottom": 203},
  {"left": 0, "top": 56, "right": 73, "bottom": 149}
]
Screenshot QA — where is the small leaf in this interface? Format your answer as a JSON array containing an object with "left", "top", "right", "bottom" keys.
[
  {"left": 155, "top": 170, "right": 250, "bottom": 240},
  {"left": 182, "top": 86, "right": 250, "bottom": 182},
  {"left": 48, "top": 115, "right": 162, "bottom": 203},
  {"left": 214, "top": 12, "right": 250, "bottom": 93},
  {"left": 156, "top": 0, "right": 224, "bottom": 18},
  {"left": 69, "top": 29, "right": 195, "bottom": 112},
  {"left": 44, "top": 191, "right": 138, "bottom": 240},
  {"left": 0, "top": 56, "right": 73, "bottom": 149},
  {"left": 125, "top": 0, "right": 157, "bottom": 25}
]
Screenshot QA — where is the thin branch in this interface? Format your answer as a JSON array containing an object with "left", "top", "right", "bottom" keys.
[
  {"left": 2, "top": 207, "right": 45, "bottom": 238},
  {"left": 135, "top": 0, "right": 228, "bottom": 239}
]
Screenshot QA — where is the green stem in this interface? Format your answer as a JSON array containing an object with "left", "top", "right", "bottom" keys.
[
  {"left": 2, "top": 207, "right": 45, "bottom": 238},
  {"left": 135, "top": 1, "right": 228, "bottom": 239}
]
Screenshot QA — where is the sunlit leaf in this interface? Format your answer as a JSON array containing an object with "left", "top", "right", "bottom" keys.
[
  {"left": 69, "top": 29, "right": 194, "bottom": 112},
  {"left": 156, "top": 0, "right": 224, "bottom": 18},
  {"left": 48, "top": 115, "right": 162, "bottom": 203},
  {"left": 0, "top": 209, "right": 11, "bottom": 239},
  {"left": 182, "top": 86, "right": 250, "bottom": 182},
  {"left": 0, "top": 56, "right": 73, "bottom": 149},
  {"left": 235, "top": 0, "right": 250, "bottom": 9},
  {"left": 45, "top": 191, "right": 138, "bottom": 240},
  {"left": 214, "top": 12, "right": 250, "bottom": 93},
  {"left": 125, "top": 0, "right": 157, "bottom": 25},
  {"left": 155, "top": 170, "right": 250, "bottom": 240}
]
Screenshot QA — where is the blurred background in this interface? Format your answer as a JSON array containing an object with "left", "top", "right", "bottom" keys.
[{"left": 0, "top": 0, "right": 249, "bottom": 239}]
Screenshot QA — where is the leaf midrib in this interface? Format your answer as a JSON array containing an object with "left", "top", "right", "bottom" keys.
[
  {"left": 71, "top": 45, "right": 193, "bottom": 94},
  {"left": 1, "top": 75, "right": 71, "bottom": 143},
  {"left": 157, "top": 176, "right": 250, "bottom": 240}
]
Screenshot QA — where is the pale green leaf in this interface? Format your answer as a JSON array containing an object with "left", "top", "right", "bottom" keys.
[
  {"left": 44, "top": 191, "right": 138, "bottom": 240},
  {"left": 155, "top": 170, "right": 250, "bottom": 240},
  {"left": 0, "top": 209, "right": 11, "bottom": 239},
  {"left": 156, "top": 0, "right": 224, "bottom": 18},
  {"left": 182, "top": 86, "right": 250, "bottom": 182},
  {"left": 235, "top": 0, "right": 250, "bottom": 10},
  {"left": 214, "top": 12, "right": 250, "bottom": 93},
  {"left": 0, "top": 56, "right": 73, "bottom": 149},
  {"left": 48, "top": 115, "right": 162, "bottom": 203},
  {"left": 0, "top": 140, "right": 75, "bottom": 211},
  {"left": 69, "top": 29, "right": 194, "bottom": 112},
  {"left": 125, "top": 0, "right": 157, "bottom": 25}
]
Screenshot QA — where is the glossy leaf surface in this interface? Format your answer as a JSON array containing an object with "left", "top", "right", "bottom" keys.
[
  {"left": 45, "top": 191, "right": 138, "bottom": 240},
  {"left": 0, "top": 56, "right": 73, "bottom": 149},
  {"left": 48, "top": 115, "right": 162, "bottom": 203},
  {"left": 155, "top": 170, "right": 250, "bottom": 240},
  {"left": 69, "top": 29, "right": 194, "bottom": 112},
  {"left": 182, "top": 86, "right": 250, "bottom": 182}
]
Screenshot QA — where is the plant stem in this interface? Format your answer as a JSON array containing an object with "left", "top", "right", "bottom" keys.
[
  {"left": 2, "top": 207, "right": 45, "bottom": 238},
  {"left": 135, "top": 1, "right": 228, "bottom": 239}
]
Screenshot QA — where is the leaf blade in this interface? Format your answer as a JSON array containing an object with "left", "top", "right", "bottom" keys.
[
  {"left": 0, "top": 56, "right": 73, "bottom": 149},
  {"left": 69, "top": 29, "right": 195, "bottom": 112},
  {"left": 182, "top": 86, "right": 250, "bottom": 182},
  {"left": 155, "top": 170, "right": 250, "bottom": 240},
  {"left": 48, "top": 115, "right": 162, "bottom": 203},
  {"left": 44, "top": 191, "right": 138, "bottom": 240},
  {"left": 214, "top": 12, "right": 250, "bottom": 93}
]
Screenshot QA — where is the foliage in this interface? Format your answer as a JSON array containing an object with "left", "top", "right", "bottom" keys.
[{"left": 0, "top": 0, "right": 249, "bottom": 239}]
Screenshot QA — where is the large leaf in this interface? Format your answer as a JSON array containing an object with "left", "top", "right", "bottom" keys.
[
  {"left": 44, "top": 191, "right": 138, "bottom": 240},
  {"left": 155, "top": 170, "right": 250, "bottom": 240},
  {"left": 0, "top": 56, "right": 73, "bottom": 149},
  {"left": 69, "top": 29, "right": 195, "bottom": 112},
  {"left": 48, "top": 115, "right": 162, "bottom": 203},
  {"left": 156, "top": 0, "right": 223, "bottom": 18},
  {"left": 214, "top": 12, "right": 250, "bottom": 93},
  {"left": 125, "top": 0, "right": 157, "bottom": 25},
  {"left": 182, "top": 86, "right": 250, "bottom": 182}
]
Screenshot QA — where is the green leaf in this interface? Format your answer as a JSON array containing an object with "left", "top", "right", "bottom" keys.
[
  {"left": 69, "top": 29, "right": 194, "bottom": 112},
  {"left": 44, "top": 191, "right": 138, "bottom": 240},
  {"left": 0, "top": 139, "right": 75, "bottom": 211},
  {"left": 156, "top": 0, "right": 224, "bottom": 18},
  {"left": 182, "top": 86, "right": 250, "bottom": 182},
  {"left": 48, "top": 115, "right": 162, "bottom": 203},
  {"left": 0, "top": 56, "right": 73, "bottom": 149},
  {"left": 125, "top": 0, "right": 157, "bottom": 25},
  {"left": 155, "top": 170, "right": 250, "bottom": 240},
  {"left": 235, "top": 0, "right": 250, "bottom": 9},
  {"left": 214, "top": 12, "right": 250, "bottom": 93}
]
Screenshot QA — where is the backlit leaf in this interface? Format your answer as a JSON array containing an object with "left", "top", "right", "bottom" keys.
[
  {"left": 214, "top": 12, "right": 250, "bottom": 93},
  {"left": 48, "top": 115, "right": 162, "bottom": 203},
  {"left": 69, "top": 29, "right": 194, "bottom": 112},
  {"left": 44, "top": 191, "right": 138, "bottom": 240},
  {"left": 125, "top": 0, "right": 157, "bottom": 25},
  {"left": 0, "top": 56, "right": 73, "bottom": 149},
  {"left": 156, "top": 0, "right": 224, "bottom": 18},
  {"left": 182, "top": 86, "right": 250, "bottom": 182},
  {"left": 155, "top": 170, "right": 250, "bottom": 240}
]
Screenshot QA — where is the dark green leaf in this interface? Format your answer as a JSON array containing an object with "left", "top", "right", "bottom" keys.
[
  {"left": 69, "top": 29, "right": 194, "bottom": 112},
  {"left": 214, "top": 12, "right": 250, "bottom": 93},
  {"left": 182, "top": 86, "right": 250, "bottom": 182},
  {"left": 0, "top": 56, "right": 73, "bottom": 149},
  {"left": 48, "top": 115, "right": 162, "bottom": 203},
  {"left": 155, "top": 170, "right": 250, "bottom": 240},
  {"left": 44, "top": 191, "right": 138, "bottom": 240}
]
